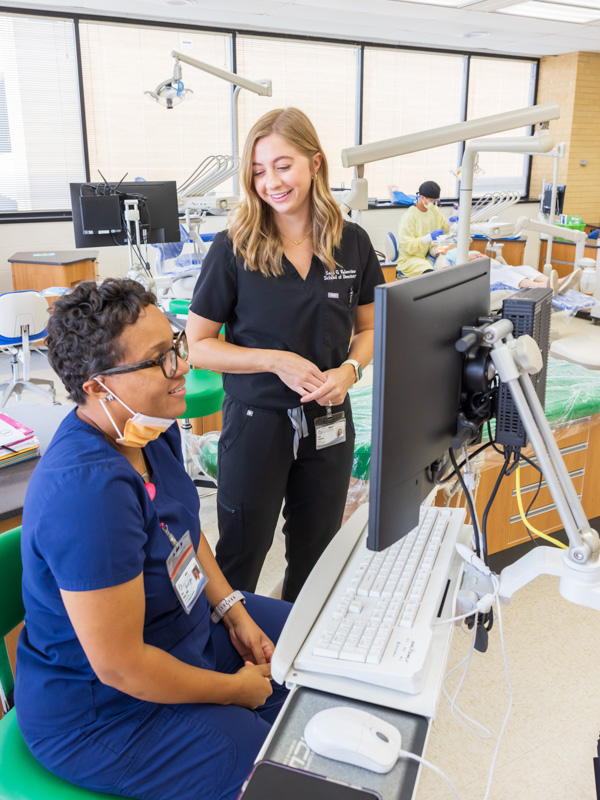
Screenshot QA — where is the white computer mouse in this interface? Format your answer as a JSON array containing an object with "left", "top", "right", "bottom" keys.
[{"left": 303, "top": 706, "right": 402, "bottom": 774}]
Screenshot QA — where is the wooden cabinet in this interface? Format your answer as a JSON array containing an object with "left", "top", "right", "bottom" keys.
[
  {"left": 440, "top": 415, "right": 600, "bottom": 554},
  {"left": 470, "top": 238, "right": 526, "bottom": 266},
  {"left": 380, "top": 262, "right": 398, "bottom": 284},
  {"left": 9, "top": 250, "right": 98, "bottom": 299},
  {"left": 538, "top": 240, "right": 599, "bottom": 279}
]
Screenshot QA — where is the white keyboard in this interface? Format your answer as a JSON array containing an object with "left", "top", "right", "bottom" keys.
[{"left": 292, "top": 505, "right": 466, "bottom": 696}]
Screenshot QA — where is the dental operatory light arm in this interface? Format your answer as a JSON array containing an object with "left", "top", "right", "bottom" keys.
[
  {"left": 148, "top": 50, "right": 272, "bottom": 196},
  {"left": 475, "top": 319, "right": 600, "bottom": 610},
  {"left": 171, "top": 51, "right": 272, "bottom": 197},
  {"left": 454, "top": 127, "right": 558, "bottom": 263},
  {"left": 171, "top": 51, "right": 271, "bottom": 97},
  {"left": 172, "top": 50, "right": 272, "bottom": 197},
  {"left": 466, "top": 213, "right": 587, "bottom": 265},
  {"left": 339, "top": 102, "right": 560, "bottom": 217}
]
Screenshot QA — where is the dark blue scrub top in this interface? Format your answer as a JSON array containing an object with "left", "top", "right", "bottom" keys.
[
  {"left": 15, "top": 410, "right": 210, "bottom": 737},
  {"left": 190, "top": 221, "right": 385, "bottom": 410}
]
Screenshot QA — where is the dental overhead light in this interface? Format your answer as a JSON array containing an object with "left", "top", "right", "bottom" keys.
[
  {"left": 146, "top": 50, "right": 272, "bottom": 194},
  {"left": 145, "top": 51, "right": 271, "bottom": 111},
  {"left": 145, "top": 58, "right": 192, "bottom": 109}
]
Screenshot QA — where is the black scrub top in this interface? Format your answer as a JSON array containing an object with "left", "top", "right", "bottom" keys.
[{"left": 190, "top": 221, "right": 385, "bottom": 411}]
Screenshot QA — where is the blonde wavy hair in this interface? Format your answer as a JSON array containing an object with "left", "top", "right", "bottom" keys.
[{"left": 228, "top": 107, "right": 344, "bottom": 277}]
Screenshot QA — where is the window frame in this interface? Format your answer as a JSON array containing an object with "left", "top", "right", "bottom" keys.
[{"left": 0, "top": 6, "right": 539, "bottom": 222}]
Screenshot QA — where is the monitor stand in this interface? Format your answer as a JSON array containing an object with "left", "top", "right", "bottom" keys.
[{"left": 480, "top": 317, "right": 600, "bottom": 609}]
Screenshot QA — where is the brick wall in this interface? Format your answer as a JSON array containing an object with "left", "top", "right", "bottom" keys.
[{"left": 530, "top": 52, "right": 600, "bottom": 225}]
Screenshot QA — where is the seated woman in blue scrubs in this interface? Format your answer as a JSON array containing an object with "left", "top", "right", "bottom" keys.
[{"left": 15, "top": 278, "right": 290, "bottom": 800}]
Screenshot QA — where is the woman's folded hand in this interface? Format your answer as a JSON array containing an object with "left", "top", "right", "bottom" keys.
[{"left": 233, "top": 662, "right": 273, "bottom": 709}]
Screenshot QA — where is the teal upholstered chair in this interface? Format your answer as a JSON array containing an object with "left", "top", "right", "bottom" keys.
[{"left": 0, "top": 526, "right": 138, "bottom": 800}]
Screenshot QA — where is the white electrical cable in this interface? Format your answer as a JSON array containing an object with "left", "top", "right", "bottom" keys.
[
  {"left": 435, "top": 572, "right": 499, "bottom": 627},
  {"left": 481, "top": 595, "right": 513, "bottom": 800},
  {"left": 434, "top": 472, "right": 512, "bottom": 800},
  {"left": 398, "top": 750, "right": 461, "bottom": 799},
  {"left": 442, "top": 627, "right": 494, "bottom": 739}
]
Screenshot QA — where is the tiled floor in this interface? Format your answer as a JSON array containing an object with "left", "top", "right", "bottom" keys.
[{"left": 414, "top": 571, "right": 600, "bottom": 799}]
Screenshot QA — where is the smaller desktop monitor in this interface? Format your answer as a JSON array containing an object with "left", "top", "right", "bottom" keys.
[
  {"left": 540, "top": 183, "right": 565, "bottom": 217},
  {"left": 368, "top": 260, "right": 491, "bottom": 552},
  {"left": 70, "top": 181, "right": 180, "bottom": 248}
]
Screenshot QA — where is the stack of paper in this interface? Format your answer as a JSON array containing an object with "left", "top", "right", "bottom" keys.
[{"left": 0, "top": 413, "right": 40, "bottom": 469}]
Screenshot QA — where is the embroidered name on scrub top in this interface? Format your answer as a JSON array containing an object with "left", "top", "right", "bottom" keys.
[{"left": 323, "top": 268, "right": 358, "bottom": 281}]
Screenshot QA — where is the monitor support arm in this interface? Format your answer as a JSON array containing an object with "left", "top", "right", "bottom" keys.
[
  {"left": 480, "top": 318, "right": 600, "bottom": 609},
  {"left": 124, "top": 198, "right": 155, "bottom": 291}
]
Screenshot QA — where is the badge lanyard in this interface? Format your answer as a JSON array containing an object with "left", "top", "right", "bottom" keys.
[
  {"left": 160, "top": 522, "right": 208, "bottom": 615},
  {"left": 314, "top": 402, "right": 346, "bottom": 450}
]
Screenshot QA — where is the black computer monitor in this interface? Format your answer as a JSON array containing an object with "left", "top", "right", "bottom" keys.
[
  {"left": 69, "top": 181, "right": 180, "bottom": 248},
  {"left": 367, "top": 260, "right": 491, "bottom": 552},
  {"left": 541, "top": 183, "right": 565, "bottom": 216}
]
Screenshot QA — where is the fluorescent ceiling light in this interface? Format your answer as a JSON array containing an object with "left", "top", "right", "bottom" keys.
[
  {"left": 542, "top": 0, "right": 600, "bottom": 6},
  {"left": 497, "top": 0, "right": 600, "bottom": 21},
  {"left": 389, "top": 0, "right": 474, "bottom": 7}
]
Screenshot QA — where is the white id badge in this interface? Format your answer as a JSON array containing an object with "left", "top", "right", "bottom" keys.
[
  {"left": 165, "top": 530, "right": 208, "bottom": 614},
  {"left": 314, "top": 409, "right": 346, "bottom": 450}
]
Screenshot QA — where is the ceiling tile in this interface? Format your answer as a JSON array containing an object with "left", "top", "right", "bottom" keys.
[{"left": 1, "top": 0, "right": 599, "bottom": 55}]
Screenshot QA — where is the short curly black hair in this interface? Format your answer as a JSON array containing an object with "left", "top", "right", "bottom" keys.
[{"left": 46, "top": 278, "right": 157, "bottom": 405}]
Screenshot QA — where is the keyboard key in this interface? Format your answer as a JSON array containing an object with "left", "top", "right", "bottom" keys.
[{"left": 340, "top": 646, "right": 367, "bottom": 662}]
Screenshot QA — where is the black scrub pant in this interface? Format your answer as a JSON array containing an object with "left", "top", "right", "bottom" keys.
[{"left": 215, "top": 394, "right": 355, "bottom": 603}]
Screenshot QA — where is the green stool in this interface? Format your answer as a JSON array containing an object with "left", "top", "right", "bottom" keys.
[
  {"left": 179, "top": 369, "right": 225, "bottom": 484},
  {"left": 168, "top": 298, "right": 191, "bottom": 316},
  {"left": 168, "top": 300, "right": 226, "bottom": 336},
  {"left": 0, "top": 527, "right": 138, "bottom": 800}
]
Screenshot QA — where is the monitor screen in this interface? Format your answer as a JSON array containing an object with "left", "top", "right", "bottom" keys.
[
  {"left": 368, "top": 260, "right": 491, "bottom": 552},
  {"left": 69, "top": 181, "right": 180, "bottom": 248},
  {"left": 541, "top": 183, "right": 565, "bottom": 216}
]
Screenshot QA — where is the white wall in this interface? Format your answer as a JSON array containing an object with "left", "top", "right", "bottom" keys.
[
  {"left": 0, "top": 201, "right": 540, "bottom": 293},
  {"left": 0, "top": 214, "right": 227, "bottom": 293}
]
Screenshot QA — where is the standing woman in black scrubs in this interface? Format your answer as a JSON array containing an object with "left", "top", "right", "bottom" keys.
[{"left": 186, "top": 107, "right": 384, "bottom": 602}]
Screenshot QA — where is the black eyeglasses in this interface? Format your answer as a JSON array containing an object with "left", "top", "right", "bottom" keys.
[{"left": 94, "top": 330, "right": 188, "bottom": 380}]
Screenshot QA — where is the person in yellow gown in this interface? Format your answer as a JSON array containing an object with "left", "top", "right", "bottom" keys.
[{"left": 396, "top": 181, "right": 451, "bottom": 277}]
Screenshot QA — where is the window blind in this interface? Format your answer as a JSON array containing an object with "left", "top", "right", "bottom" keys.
[
  {"left": 79, "top": 22, "right": 234, "bottom": 192},
  {"left": 236, "top": 35, "right": 358, "bottom": 190},
  {"left": 362, "top": 47, "right": 467, "bottom": 202},
  {"left": 466, "top": 57, "right": 537, "bottom": 197},
  {"left": 0, "top": 13, "right": 85, "bottom": 214}
]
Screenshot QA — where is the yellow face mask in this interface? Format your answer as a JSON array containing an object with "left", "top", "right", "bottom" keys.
[{"left": 95, "top": 379, "right": 175, "bottom": 448}]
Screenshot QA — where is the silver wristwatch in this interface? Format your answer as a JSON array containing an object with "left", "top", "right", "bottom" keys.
[
  {"left": 341, "top": 358, "right": 363, "bottom": 383},
  {"left": 210, "top": 590, "right": 246, "bottom": 623}
]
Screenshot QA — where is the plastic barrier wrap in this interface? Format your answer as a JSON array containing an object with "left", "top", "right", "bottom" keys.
[
  {"left": 349, "top": 385, "right": 374, "bottom": 481},
  {"left": 343, "top": 385, "right": 374, "bottom": 523},
  {"left": 186, "top": 431, "right": 219, "bottom": 483},
  {"left": 543, "top": 357, "right": 600, "bottom": 424},
  {"left": 552, "top": 289, "right": 598, "bottom": 316}
]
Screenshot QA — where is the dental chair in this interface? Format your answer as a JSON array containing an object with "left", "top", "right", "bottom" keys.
[{"left": 0, "top": 291, "right": 56, "bottom": 408}]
